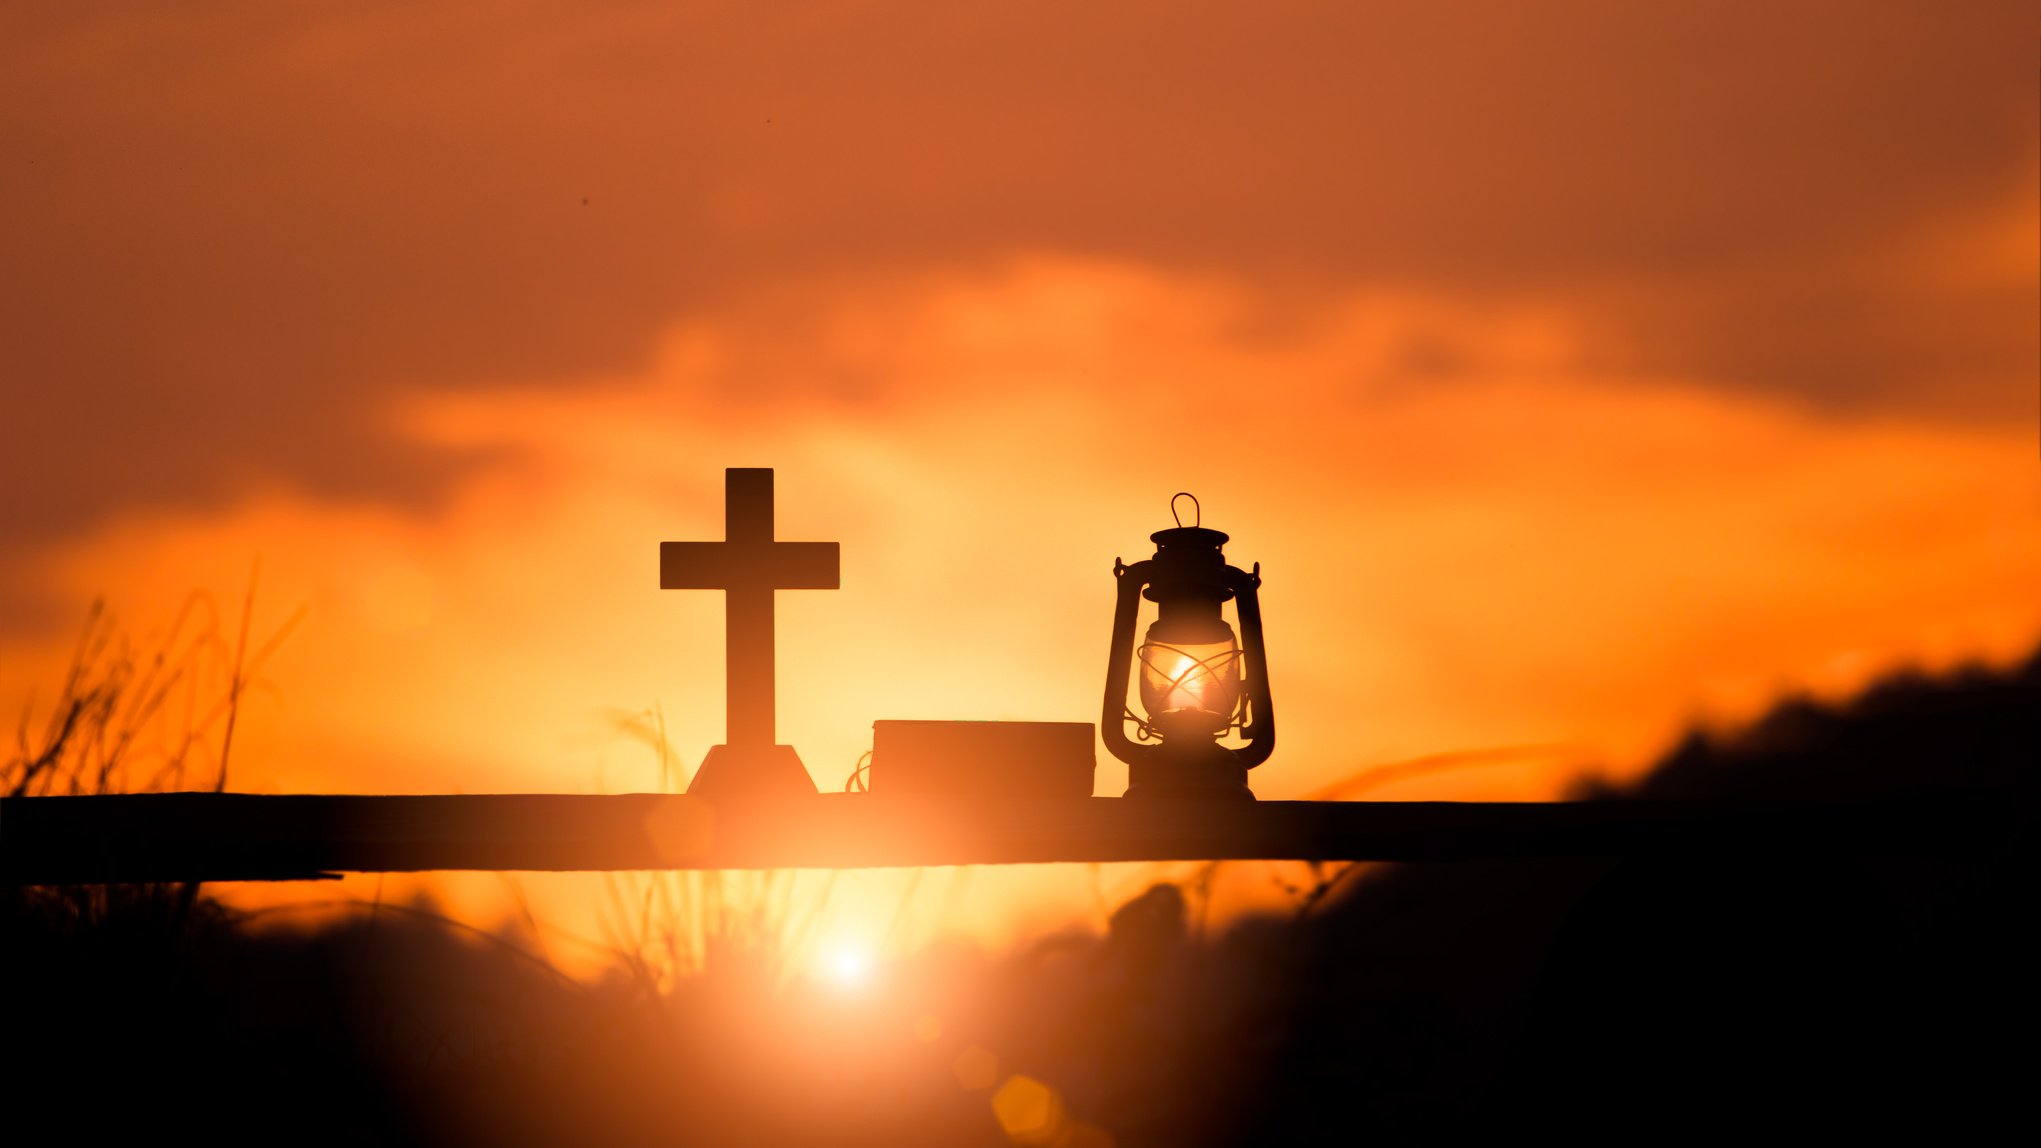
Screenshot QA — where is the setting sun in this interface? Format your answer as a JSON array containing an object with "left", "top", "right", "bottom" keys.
[{"left": 821, "top": 943, "right": 875, "bottom": 990}]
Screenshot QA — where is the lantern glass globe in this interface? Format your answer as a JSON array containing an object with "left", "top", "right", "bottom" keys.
[{"left": 1137, "top": 619, "right": 1243, "bottom": 737}]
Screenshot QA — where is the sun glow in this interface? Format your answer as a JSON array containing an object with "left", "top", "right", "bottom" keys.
[{"left": 820, "top": 942, "right": 875, "bottom": 989}]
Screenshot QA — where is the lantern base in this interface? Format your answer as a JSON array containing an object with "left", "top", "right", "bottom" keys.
[
  {"left": 687, "top": 743, "right": 818, "bottom": 799},
  {"left": 1123, "top": 745, "right": 1255, "bottom": 800}
]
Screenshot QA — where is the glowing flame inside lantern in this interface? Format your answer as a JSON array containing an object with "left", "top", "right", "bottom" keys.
[{"left": 1137, "top": 633, "right": 1243, "bottom": 736}]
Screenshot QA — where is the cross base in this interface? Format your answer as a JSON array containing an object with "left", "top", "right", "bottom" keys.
[{"left": 687, "top": 744, "right": 818, "bottom": 799}]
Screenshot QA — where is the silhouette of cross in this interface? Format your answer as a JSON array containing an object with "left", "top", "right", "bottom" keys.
[{"left": 661, "top": 468, "right": 838, "bottom": 795}]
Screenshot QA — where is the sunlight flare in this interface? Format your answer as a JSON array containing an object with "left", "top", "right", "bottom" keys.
[{"left": 820, "top": 941, "right": 874, "bottom": 989}]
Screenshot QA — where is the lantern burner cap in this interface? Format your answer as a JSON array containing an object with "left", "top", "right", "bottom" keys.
[{"left": 1149, "top": 526, "right": 1230, "bottom": 551}]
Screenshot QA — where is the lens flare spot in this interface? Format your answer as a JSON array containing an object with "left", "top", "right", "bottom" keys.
[
  {"left": 991, "top": 1074, "right": 1065, "bottom": 1145},
  {"left": 914, "top": 1013, "right": 943, "bottom": 1043}
]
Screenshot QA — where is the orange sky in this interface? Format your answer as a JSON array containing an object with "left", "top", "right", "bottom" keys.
[{"left": 3, "top": 1, "right": 2037, "bottom": 967}]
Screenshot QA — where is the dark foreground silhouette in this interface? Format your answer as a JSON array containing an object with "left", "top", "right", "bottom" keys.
[{"left": 8, "top": 649, "right": 2034, "bottom": 1146}]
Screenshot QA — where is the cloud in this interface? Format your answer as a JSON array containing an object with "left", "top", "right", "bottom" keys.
[{"left": 2, "top": 0, "right": 2033, "bottom": 552}]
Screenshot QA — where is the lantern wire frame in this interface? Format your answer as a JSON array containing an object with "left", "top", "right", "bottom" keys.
[
  {"left": 843, "top": 750, "right": 873, "bottom": 793},
  {"left": 1126, "top": 640, "right": 1249, "bottom": 743}
]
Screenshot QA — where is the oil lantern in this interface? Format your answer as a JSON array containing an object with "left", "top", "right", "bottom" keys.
[{"left": 1101, "top": 494, "right": 1274, "bottom": 798}]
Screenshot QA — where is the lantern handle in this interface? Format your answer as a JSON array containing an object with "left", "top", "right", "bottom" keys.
[{"left": 1170, "top": 492, "right": 1200, "bottom": 528}]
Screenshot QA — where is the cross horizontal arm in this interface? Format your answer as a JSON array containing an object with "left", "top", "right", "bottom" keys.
[
  {"left": 660, "top": 541, "right": 840, "bottom": 590},
  {"left": 0, "top": 791, "right": 2014, "bottom": 884}
]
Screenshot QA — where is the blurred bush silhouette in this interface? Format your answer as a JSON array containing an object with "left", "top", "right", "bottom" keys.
[
  {"left": 5, "top": 587, "right": 298, "bottom": 989},
  {"left": 7, "top": 640, "right": 2033, "bottom": 1147}
]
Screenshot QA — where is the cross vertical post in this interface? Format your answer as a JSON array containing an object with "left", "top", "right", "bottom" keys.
[
  {"left": 724, "top": 468, "right": 777, "bottom": 749},
  {"left": 661, "top": 468, "right": 839, "bottom": 798}
]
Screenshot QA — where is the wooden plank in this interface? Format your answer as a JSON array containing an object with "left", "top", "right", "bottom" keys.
[{"left": 0, "top": 791, "right": 2015, "bottom": 885}]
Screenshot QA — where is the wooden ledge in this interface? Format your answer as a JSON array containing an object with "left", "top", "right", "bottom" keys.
[{"left": 2, "top": 790, "right": 2017, "bottom": 884}]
